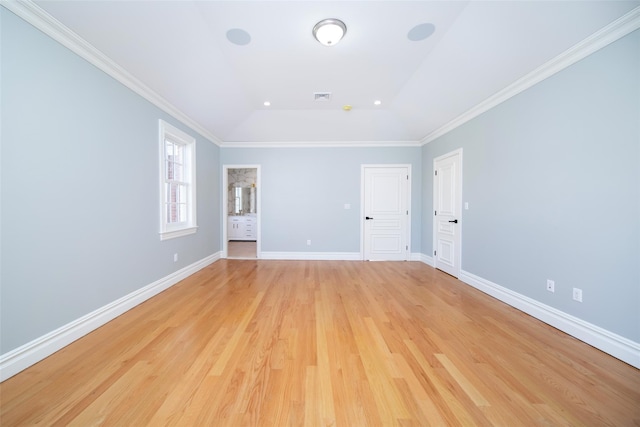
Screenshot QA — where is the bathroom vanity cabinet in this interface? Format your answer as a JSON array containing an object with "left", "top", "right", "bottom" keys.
[{"left": 228, "top": 216, "right": 256, "bottom": 241}]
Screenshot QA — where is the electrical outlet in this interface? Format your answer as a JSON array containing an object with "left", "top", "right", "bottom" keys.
[
  {"left": 546, "top": 279, "right": 555, "bottom": 293},
  {"left": 307, "top": 240, "right": 311, "bottom": 246},
  {"left": 173, "top": 253, "right": 178, "bottom": 262},
  {"left": 572, "top": 287, "right": 583, "bottom": 302}
]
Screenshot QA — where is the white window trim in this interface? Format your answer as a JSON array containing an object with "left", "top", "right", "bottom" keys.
[{"left": 159, "top": 120, "right": 197, "bottom": 240}]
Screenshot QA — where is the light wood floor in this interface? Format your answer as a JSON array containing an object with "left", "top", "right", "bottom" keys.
[{"left": 1, "top": 260, "right": 638, "bottom": 426}]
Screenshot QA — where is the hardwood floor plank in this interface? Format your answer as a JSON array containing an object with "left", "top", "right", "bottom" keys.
[
  {"left": 434, "top": 353, "right": 489, "bottom": 407},
  {"left": 346, "top": 314, "right": 411, "bottom": 424},
  {"left": 1, "top": 260, "right": 638, "bottom": 426},
  {"left": 66, "top": 361, "right": 155, "bottom": 426},
  {"left": 404, "top": 338, "right": 488, "bottom": 426},
  {"left": 313, "top": 288, "right": 337, "bottom": 426},
  {"left": 209, "top": 291, "right": 265, "bottom": 376},
  {"left": 392, "top": 353, "right": 448, "bottom": 426},
  {"left": 146, "top": 326, "right": 229, "bottom": 425}
]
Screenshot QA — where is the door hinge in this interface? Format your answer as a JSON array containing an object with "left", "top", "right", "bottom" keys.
[
  {"left": 406, "top": 245, "right": 408, "bottom": 250},
  {"left": 434, "top": 210, "right": 437, "bottom": 216},
  {"left": 435, "top": 170, "right": 437, "bottom": 176},
  {"left": 407, "top": 175, "right": 409, "bottom": 180},
  {"left": 434, "top": 250, "right": 436, "bottom": 256},
  {"left": 406, "top": 210, "right": 408, "bottom": 215}
]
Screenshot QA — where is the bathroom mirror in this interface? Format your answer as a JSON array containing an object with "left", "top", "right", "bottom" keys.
[{"left": 232, "top": 186, "right": 256, "bottom": 215}]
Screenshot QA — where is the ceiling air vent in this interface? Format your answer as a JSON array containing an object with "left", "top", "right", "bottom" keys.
[{"left": 314, "top": 92, "right": 332, "bottom": 101}]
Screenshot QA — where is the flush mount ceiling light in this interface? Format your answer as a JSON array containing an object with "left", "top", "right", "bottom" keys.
[{"left": 313, "top": 19, "right": 346, "bottom": 46}]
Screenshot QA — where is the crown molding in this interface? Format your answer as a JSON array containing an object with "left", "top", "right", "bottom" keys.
[
  {"left": 220, "top": 140, "right": 422, "bottom": 148},
  {"left": 2, "top": 0, "right": 222, "bottom": 146},
  {"left": 421, "top": 6, "right": 640, "bottom": 145}
]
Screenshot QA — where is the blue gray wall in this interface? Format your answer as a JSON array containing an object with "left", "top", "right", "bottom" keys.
[
  {"left": 221, "top": 147, "right": 422, "bottom": 253},
  {"left": 2, "top": 5, "right": 637, "bottom": 362},
  {"left": 421, "top": 29, "right": 640, "bottom": 342},
  {"left": 1, "top": 9, "right": 221, "bottom": 353}
]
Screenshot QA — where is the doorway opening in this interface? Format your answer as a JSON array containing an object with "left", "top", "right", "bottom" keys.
[{"left": 223, "top": 165, "right": 261, "bottom": 259}]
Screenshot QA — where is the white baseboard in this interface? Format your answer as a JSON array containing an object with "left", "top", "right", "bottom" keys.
[
  {"left": 459, "top": 270, "right": 640, "bottom": 369},
  {"left": 0, "top": 252, "right": 222, "bottom": 382},
  {"left": 261, "top": 252, "right": 429, "bottom": 262},
  {"left": 4, "top": 253, "right": 635, "bottom": 381},
  {"left": 415, "top": 252, "right": 434, "bottom": 266},
  {"left": 261, "top": 251, "right": 362, "bottom": 261}
]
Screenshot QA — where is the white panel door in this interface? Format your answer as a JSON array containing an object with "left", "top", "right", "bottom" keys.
[
  {"left": 363, "top": 166, "right": 410, "bottom": 261},
  {"left": 433, "top": 150, "right": 462, "bottom": 277}
]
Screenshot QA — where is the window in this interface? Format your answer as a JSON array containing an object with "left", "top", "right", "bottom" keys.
[{"left": 159, "top": 120, "right": 197, "bottom": 240}]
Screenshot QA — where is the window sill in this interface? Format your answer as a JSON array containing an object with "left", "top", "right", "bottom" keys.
[{"left": 160, "top": 226, "right": 198, "bottom": 241}]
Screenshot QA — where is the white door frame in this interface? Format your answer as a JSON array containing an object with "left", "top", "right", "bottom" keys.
[
  {"left": 222, "top": 164, "right": 261, "bottom": 259},
  {"left": 360, "top": 164, "right": 411, "bottom": 261},
  {"left": 432, "top": 149, "right": 462, "bottom": 277}
]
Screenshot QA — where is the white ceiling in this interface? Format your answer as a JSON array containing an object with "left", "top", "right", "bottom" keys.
[{"left": 33, "top": 1, "right": 640, "bottom": 145}]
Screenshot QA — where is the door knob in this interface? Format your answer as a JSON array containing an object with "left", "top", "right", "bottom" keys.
[
  {"left": 448, "top": 219, "right": 458, "bottom": 223},
  {"left": 365, "top": 216, "right": 374, "bottom": 220}
]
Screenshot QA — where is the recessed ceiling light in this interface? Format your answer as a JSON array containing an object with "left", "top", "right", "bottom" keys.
[
  {"left": 343, "top": 105, "right": 352, "bottom": 111},
  {"left": 263, "top": 101, "right": 271, "bottom": 107},
  {"left": 226, "top": 28, "right": 251, "bottom": 46},
  {"left": 407, "top": 23, "right": 435, "bottom": 42},
  {"left": 313, "top": 19, "right": 347, "bottom": 46},
  {"left": 374, "top": 100, "right": 382, "bottom": 106}
]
